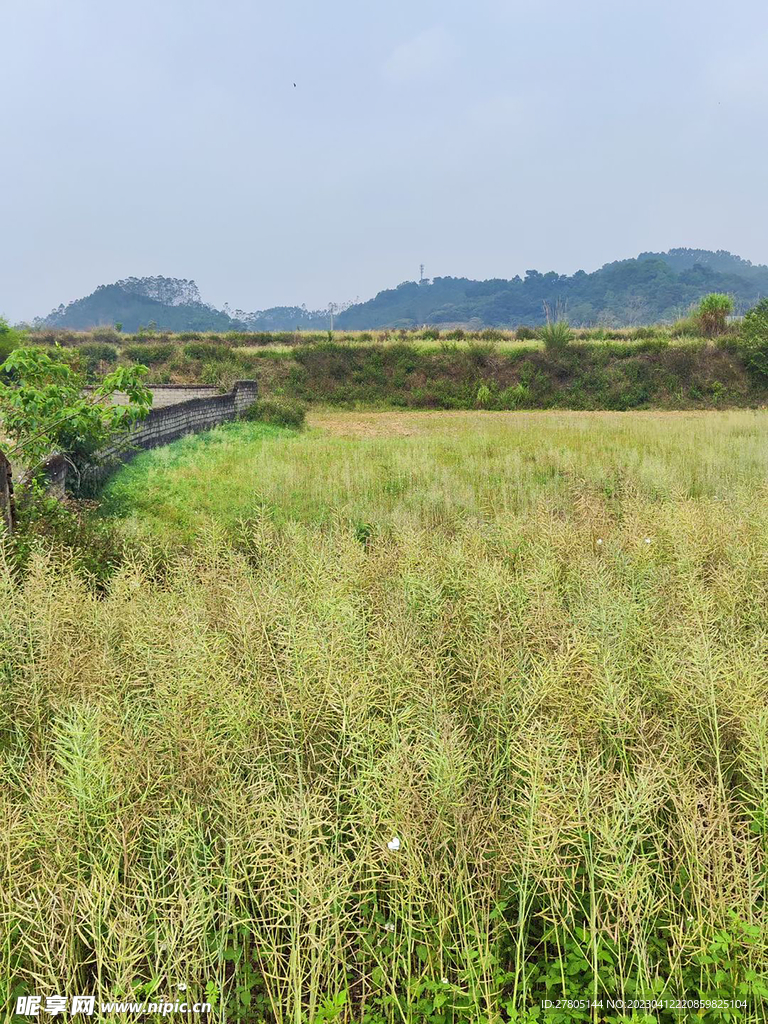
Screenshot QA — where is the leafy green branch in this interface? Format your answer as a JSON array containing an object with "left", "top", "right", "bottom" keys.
[{"left": 0, "top": 346, "right": 152, "bottom": 475}]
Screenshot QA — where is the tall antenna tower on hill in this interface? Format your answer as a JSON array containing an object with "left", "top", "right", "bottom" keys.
[{"left": 419, "top": 264, "right": 426, "bottom": 285}]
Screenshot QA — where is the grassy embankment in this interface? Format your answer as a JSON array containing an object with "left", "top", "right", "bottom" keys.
[
  {"left": 2, "top": 410, "right": 767, "bottom": 1021},
  {"left": 22, "top": 325, "right": 768, "bottom": 411}
]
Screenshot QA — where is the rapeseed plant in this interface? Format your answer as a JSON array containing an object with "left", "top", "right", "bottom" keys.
[{"left": 1, "top": 410, "right": 767, "bottom": 1022}]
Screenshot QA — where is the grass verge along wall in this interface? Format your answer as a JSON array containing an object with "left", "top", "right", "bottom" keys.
[{"left": 42, "top": 379, "right": 258, "bottom": 495}]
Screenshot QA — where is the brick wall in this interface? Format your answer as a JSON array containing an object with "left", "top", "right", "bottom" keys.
[
  {"left": 41, "top": 379, "right": 258, "bottom": 494},
  {"left": 97, "top": 385, "right": 227, "bottom": 408}
]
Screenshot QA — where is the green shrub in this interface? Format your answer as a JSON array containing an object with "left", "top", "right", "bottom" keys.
[
  {"left": 90, "top": 325, "right": 121, "bottom": 344},
  {"left": 465, "top": 341, "right": 496, "bottom": 366},
  {"left": 742, "top": 297, "right": 768, "bottom": 345},
  {"left": 184, "top": 341, "right": 231, "bottom": 361},
  {"left": 597, "top": 338, "right": 669, "bottom": 358},
  {"left": 25, "top": 329, "right": 57, "bottom": 346},
  {"left": 583, "top": 327, "right": 624, "bottom": 341},
  {"left": 445, "top": 328, "right": 466, "bottom": 340},
  {"left": 124, "top": 343, "right": 174, "bottom": 365},
  {"left": 199, "top": 360, "right": 241, "bottom": 388},
  {"left": 77, "top": 342, "right": 118, "bottom": 375},
  {"left": 475, "top": 383, "right": 492, "bottom": 408},
  {"left": 216, "top": 331, "right": 286, "bottom": 347},
  {"left": 230, "top": 331, "right": 296, "bottom": 346},
  {"left": 499, "top": 382, "right": 530, "bottom": 408},
  {"left": 696, "top": 293, "right": 734, "bottom": 336},
  {"left": 540, "top": 318, "right": 573, "bottom": 352},
  {"left": 671, "top": 316, "right": 700, "bottom": 338},
  {"left": 480, "top": 328, "right": 504, "bottom": 341},
  {"left": 243, "top": 397, "right": 306, "bottom": 429},
  {"left": 11, "top": 483, "right": 122, "bottom": 587},
  {"left": 515, "top": 325, "right": 537, "bottom": 340},
  {"left": 421, "top": 327, "right": 440, "bottom": 340},
  {"left": 0, "top": 316, "right": 24, "bottom": 362},
  {"left": 740, "top": 298, "right": 768, "bottom": 380},
  {"left": 629, "top": 326, "right": 657, "bottom": 340},
  {"left": 707, "top": 379, "right": 727, "bottom": 403}
]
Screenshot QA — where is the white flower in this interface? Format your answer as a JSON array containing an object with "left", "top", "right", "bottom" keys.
[
  {"left": 177, "top": 983, "right": 187, "bottom": 991},
  {"left": 387, "top": 836, "right": 401, "bottom": 851},
  {"left": 596, "top": 538, "right": 603, "bottom": 546},
  {"left": 441, "top": 977, "right": 449, "bottom": 984},
  {"left": 644, "top": 537, "right": 651, "bottom": 544},
  {"left": 385, "top": 922, "right": 395, "bottom": 932}
]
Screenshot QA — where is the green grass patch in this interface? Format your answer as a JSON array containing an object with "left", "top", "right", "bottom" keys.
[{"left": 100, "top": 421, "right": 292, "bottom": 542}]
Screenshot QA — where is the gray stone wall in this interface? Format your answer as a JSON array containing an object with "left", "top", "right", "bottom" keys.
[
  {"left": 94, "top": 385, "right": 228, "bottom": 408},
  {"left": 41, "top": 379, "right": 258, "bottom": 492}
]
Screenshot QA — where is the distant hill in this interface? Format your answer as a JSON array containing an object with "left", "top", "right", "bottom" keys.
[
  {"left": 236, "top": 306, "right": 331, "bottom": 332},
  {"left": 337, "top": 250, "right": 768, "bottom": 329},
  {"left": 36, "top": 250, "right": 768, "bottom": 332},
  {"left": 39, "top": 276, "right": 332, "bottom": 333},
  {"left": 41, "top": 277, "right": 237, "bottom": 333},
  {"left": 637, "top": 247, "right": 768, "bottom": 278}
]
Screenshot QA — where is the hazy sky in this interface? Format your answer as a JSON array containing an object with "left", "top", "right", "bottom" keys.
[{"left": 2, "top": 0, "right": 767, "bottom": 322}]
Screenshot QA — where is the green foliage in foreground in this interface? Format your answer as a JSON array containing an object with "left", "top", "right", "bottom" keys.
[
  {"left": 0, "top": 346, "right": 151, "bottom": 472},
  {"left": 9, "top": 481, "right": 122, "bottom": 584},
  {"left": 4, "top": 412, "right": 768, "bottom": 1021}
]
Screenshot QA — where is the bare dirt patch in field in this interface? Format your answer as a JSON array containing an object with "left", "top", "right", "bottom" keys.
[
  {"left": 308, "top": 407, "right": 728, "bottom": 439},
  {"left": 307, "top": 410, "right": 427, "bottom": 437}
]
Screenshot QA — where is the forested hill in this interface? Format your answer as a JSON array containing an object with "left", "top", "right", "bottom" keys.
[
  {"left": 36, "top": 250, "right": 768, "bottom": 331},
  {"left": 40, "top": 276, "right": 330, "bottom": 333},
  {"left": 41, "top": 277, "right": 237, "bottom": 333},
  {"left": 336, "top": 250, "right": 768, "bottom": 328}
]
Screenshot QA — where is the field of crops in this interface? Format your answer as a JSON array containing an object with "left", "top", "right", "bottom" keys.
[{"left": 2, "top": 410, "right": 768, "bottom": 1022}]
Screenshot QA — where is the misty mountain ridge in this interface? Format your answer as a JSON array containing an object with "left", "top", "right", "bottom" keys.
[{"left": 36, "top": 249, "right": 768, "bottom": 333}]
